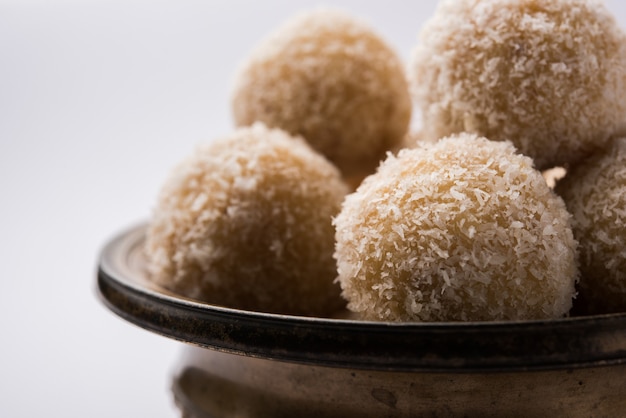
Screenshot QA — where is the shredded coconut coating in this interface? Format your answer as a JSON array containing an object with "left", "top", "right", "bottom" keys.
[
  {"left": 145, "top": 123, "right": 349, "bottom": 316},
  {"left": 409, "top": 0, "right": 626, "bottom": 170},
  {"left": 334, "top": 133, "right": 578, "bottom": 322},
  {"left": 232, "top": 9, "right": 412, "bottom": 180},
  {"left": 555, "top": 138, "right": 626, "bottom": 314}
]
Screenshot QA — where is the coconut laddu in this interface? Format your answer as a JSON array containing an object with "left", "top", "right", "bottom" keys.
[
  {"left": 145, "top": 123, "right": 348, "bottom": 316},
  {"left": 334, "top": 133, "right": 579, "bottom": 322},
  {"left": 232, "top": 9, "right": 412, "bottom": 185},
  {"left": 409, "top": 0, "right": 626, "bottom": 170},
  {"left": 556, "top": 138, "right": 626, "bottom": 315}
]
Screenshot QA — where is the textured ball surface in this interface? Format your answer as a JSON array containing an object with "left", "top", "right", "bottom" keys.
[
  {"left": 334, "top": 133, "right": 578, "bottom": 322},
  {"left": 409, "top": 0, "right": 626, "bottom": 170},
  {"left": 555, "top": 138, "right": 626, "bottom": 314},
  {"left": 145, "top": 123, "right": 348, "bottom": 316},
  {"left": 232, "top": 9, "right": 412, "bottom": 180}
]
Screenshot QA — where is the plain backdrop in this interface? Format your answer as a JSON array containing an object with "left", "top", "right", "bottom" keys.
[{"left": 1, "top": 1, "right": 626, "bottom": 417}]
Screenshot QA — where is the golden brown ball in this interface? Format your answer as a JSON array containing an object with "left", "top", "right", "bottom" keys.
[
  {"left": 232, "top": 9, "right": 412, "bottom": 181},
  {"left": 145, "top": 123, "right": 348, "bottom": 316},
  {"left": 555, "top": 138, "right": 626, "bottom": 314},
  {"left": 334, "top": 133, "right": 578, "bottom": 322},
  {"left": 409, "top": 0, "right": 626, "bottom": 170}
]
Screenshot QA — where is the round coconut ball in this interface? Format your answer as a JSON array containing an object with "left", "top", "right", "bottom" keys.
[
  {"left": 232, "top": 9, "right": 412, "bottom": 182},
  {"left": 145, "top": 123, "right": 349, "bottom": 316},
  {"left": 409, "top": 0, "right": 626, "bottom": 170},
  {"left": 555, "top": 138, "right": 626, "bottom": 314},
  {"left": 334, "top": 133, "right": 579, "bottom": 322}
]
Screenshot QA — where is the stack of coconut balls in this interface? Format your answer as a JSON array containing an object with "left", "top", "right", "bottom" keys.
[{"left": 144, "top": 0, "right": 626, "bottom": 321}]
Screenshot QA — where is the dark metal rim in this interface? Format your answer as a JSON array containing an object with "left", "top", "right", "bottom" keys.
[{"left": 97, "top": 223, "right": 626, "bottom": 372}]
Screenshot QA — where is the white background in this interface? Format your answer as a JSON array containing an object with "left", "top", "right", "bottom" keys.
[{"left": 1, "top": 1, "right": 625, "bottom": 417}]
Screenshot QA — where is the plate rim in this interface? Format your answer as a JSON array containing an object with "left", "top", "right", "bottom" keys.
[{"left": 97, "top": 222, "right": 626, "bottom": 372}]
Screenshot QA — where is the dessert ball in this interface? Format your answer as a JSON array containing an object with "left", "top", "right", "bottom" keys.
[
  {"left": 334, "top": 133, "right": 578, "bottom": 322},
  {"left": 232, "top": 9, "right": 412, "bottom": 181},
  {"left": 409, "top": 0, "right": 626, "bottom": 170},
  {"left": 145, "top": 123, "right": 349, "bottom": 316},
  {"left": 555, "top": 138, "right": 626, "bottom": 314}
]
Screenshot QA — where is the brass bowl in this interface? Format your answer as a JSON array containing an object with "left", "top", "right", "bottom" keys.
[{"left": 97, "top": 224, "right": 626, "bottom": 417}]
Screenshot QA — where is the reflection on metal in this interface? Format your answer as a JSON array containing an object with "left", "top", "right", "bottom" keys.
[{"left": 171, "top": 346, "right": 626, "bottom": 418}]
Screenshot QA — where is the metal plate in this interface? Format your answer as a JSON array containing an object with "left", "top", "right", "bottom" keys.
[{"left": 97, "top": 223, "right": 626, "bottom": 372}]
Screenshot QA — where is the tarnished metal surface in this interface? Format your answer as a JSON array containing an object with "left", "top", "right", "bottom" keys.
[
  {"left": 171, "top": 346, "right": 626, "bottom": 418},
  {"left": 97, "top": 224, "right": 626, "bottom": 417}
]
